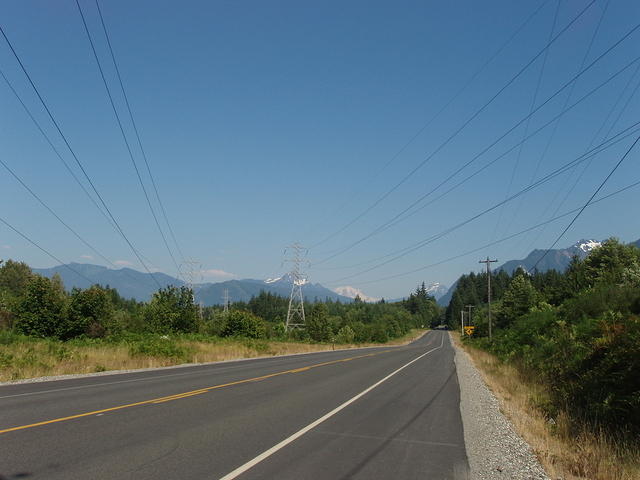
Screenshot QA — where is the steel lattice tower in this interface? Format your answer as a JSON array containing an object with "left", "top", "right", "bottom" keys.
[
  {"left": 285, "top": 243, "right": 308, "bottom": 331},
  {"left": 222, "top": 288, "right": 230, "bottom": 314}
]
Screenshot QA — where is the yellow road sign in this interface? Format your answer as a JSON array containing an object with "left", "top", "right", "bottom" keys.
[{"left": 464, "top": 326, "right": 475, "bottom": 336}]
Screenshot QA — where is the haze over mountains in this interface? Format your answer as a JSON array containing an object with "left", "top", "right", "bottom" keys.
[
  {"left": 32, "top": 265, "right": 353, "bottom": 305},
  {"left": 31, "top": 238, "right": 638, "bottom": 307}
]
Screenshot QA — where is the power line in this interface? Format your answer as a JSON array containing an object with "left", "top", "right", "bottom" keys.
[
  {"left": 0, "top": 68, "right": 117, "bottom": 232},
  {"left": 315, "top": 61, "right": 640, "bottom": 273},
  {"left": 309, "top": 0, "right": 596, "bottom": 251},
  {"left": 0, "top": 158, "right": 157, "bottom": 288},
  {"left": 307, "top": 0, "right": 551, "bottom": 247},
  {"left": 342, "top": 178, "right": 640, "bottom": 286},
  {"left": 323, "top": 119, "right": 640, "bottom": 283},
  {"left": 519, "top": 60, "right": 640, "bottom": 255},
  {"left": 0, "top": 216, "right": 96, "bottom": 285},
  {"left": 74, "top": 0, "right": 181, "bottom": 278},
  {"left": 314, "top": 31, "right": 640, "bottom": 266},
  {"left": 505, "top": 0, "right": 612, "bottom": 244},
  {"left": 0, "top": 23, "right": 162, "bottom": 289},
  {"left": 493, "top": 0, "right": 561, "bottom": 240},
  {"left": 94, "top": 0, "right": 186, "bottom": 263},
  {"left": 318, "top": 112, "right": 640, "bottom": 275},
  {"left": 529, "top": 134, "right": 640, "bottom": 273}
]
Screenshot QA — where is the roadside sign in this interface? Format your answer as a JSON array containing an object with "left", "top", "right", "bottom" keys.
[{"left": 464, "top": 326, "right": 475, "bottom": 336}]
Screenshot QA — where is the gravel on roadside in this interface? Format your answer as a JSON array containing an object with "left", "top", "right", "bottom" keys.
[{"left": 452, "top": 333, "right": 549, "bottom": 480}]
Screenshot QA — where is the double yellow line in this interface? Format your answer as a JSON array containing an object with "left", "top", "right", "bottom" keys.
[{"left": 0, "top": 349, "right": 392, "bottom": 435}]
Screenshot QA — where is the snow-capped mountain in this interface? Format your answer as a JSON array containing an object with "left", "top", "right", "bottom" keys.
[
  {"left": 424, "top": 282, "right": 448, "bottom": 299},
  {"left": 571, "top": 239, "right": 601, "bottom": 254},
  {"left": 333, "top": 286, "right": 380, "bottom": 303},
  {"left": 498, "top": 238, "right": 602, "bottom": 275},
  {"left": 439, "top": 239, "right": 609, "bottom": 307}
]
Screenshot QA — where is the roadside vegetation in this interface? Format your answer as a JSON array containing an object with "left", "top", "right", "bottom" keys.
[
  {"left": 0, "top": 259, "right": 440, "bottom": 381},
  {"left": 447, "top": 238, "right": 640, "bottom": 480}
]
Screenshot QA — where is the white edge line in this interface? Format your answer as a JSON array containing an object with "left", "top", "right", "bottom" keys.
[
  {"left": 218, "top": 332, "right": 445, "bottom": 480},
  {"left": 0, "top": 331, "right": 431, "bottom": 396}
]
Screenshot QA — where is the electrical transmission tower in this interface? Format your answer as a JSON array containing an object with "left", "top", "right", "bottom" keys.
[
  {"left": 179, "top": 258, "right": 202, "bottom": 304},
  {"left": 222, "top": 288, "right": 230, "bottom": 314},
  {"left": 284, "top": 243, "right": 309, "bottom": 331}
]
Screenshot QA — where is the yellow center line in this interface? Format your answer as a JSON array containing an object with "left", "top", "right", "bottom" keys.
[{"left": 0, "top": 348, "right": 397, "bottom": 435}]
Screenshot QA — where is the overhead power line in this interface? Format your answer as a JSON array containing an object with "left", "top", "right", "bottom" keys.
[
  {"left": 310, "top": 0, "right": 596, "bottom": 250},
  {"left": 74, "top": 0, "right": 181, "bottom": 278},
  {"left": 0, "top": 23, "right": 162, "bottom": 289},
  {"left": 519, "top": 60, "right": 640, "bottom": 255},
  {"left": 323, "top": 119, "right": 640, "bottom": 283},
  {"left": 504, "top": 0, "right": 613, "bottom": 240},
  {"left": 344, "top": 178, "right": 640, "bottom": 287},
  {"left": 0, "top": 158, "right": 157, "bottom": 288},
  {"left": 314, "top": 28, "right": 640, "bottom": 266},
  {"left": 493, "top": 0, "right": 561, "bottom": 239},
  {"left": 0, "top": 68, "right": 116, "bottom": 232},
  {"left": 307, "top": 0, "right": 551, "bottom": 247},
  {"left": 529, "top": 134, "right": 640, "bottom": 273},
  {"left": 0, "top": 216, "right": 95, "bottom": 284},
  {"left": 94, "top": 0, "right": 186, "bottom": 263}
]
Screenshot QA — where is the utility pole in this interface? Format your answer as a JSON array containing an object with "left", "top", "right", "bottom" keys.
[
  {"left": 222, "top": 288, "right": 230, "bottom": 314},
  {"left": 461, "top": 310, "right": 465, "bottom": 336},
  {"left": 284, "top": 242, "right": 308, "bottom": 331},
  {"left": 465, "top": 305, "right": 475, "bottom": 327},
  {"left": 479, "top": 257, "right": 498, "bottom": 340}
]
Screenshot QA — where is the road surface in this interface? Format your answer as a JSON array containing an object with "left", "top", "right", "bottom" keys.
[{"left": 0, "top": 331, "right": 468, "bottom": 479}]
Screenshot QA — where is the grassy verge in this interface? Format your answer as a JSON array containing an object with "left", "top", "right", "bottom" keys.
[
  {"left": 0, "top": 329, "right": 427, "bottom": 382},
  {"left": 452, "top": 333, "right": 640, "bottom": 480}
]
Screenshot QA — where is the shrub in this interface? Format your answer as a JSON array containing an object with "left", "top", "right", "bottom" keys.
[
  {"left": 222, "top": 310, "right": 266, "bottom": 339},
  {"left": 336, "top": 325, "right": 355, "bottom": 343}
]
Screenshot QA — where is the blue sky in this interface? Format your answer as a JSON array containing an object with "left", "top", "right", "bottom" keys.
[{"left": 1, "top": 0, "right": 639, "bottom": 299}]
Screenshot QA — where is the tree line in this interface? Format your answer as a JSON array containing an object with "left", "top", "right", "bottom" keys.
[
  {"left": 445, "top": 238, "right": 640, "bottom": 438},
  {"left": 0, "top": 260, "right": 442, "bottom": 344}
]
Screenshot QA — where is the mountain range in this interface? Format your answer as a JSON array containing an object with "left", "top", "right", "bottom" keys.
[
  {"left": 31, "top": 237, "right": 639, "bottom": 308},
  {"left": 32, "top": 265, "right": 353, "bottom": 305},
  {"left": 437, "top": 238, "right": 639, "bottom": 306}
]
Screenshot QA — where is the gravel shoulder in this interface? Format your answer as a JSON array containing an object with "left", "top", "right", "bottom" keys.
[{"left": 452, "top": 333, "right": 549, "bottom": 480}]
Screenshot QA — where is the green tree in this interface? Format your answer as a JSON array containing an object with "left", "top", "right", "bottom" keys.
[
  {"left": 582, "top": 238, "right": 640, "bottom": 287},
  {"left": 222, "top": 310, "right": 266, "bottom": 338},
  {"left": 306, "top": 303, "right": 332, "bottom": 342},
  {"left": 0, "top": 259, "right": 33, "bottom": 299},
  {"left": 336, "top": 325, "right": 355, "bottom": 343},
  {"left": 496, "top": 274, "right": 539, "bottom": 328},
  {"left": 14, "top": 275, "right": 67, "bottom": 337},
  {"left": 144, "top": 286, "right": 197, "bottom": 334},
  {"left": 65, "top": 285, "right": 114, "bottom": 339}
]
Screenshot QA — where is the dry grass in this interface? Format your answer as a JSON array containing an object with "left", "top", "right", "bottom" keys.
[
  {"left": 452, "top": 333, "right": 640, "bottom": 480},
  {"left": 0, "top": 329, "right": 427, "bottom": 382}
]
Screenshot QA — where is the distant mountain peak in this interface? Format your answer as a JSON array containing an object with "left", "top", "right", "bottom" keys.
[
  {"left": 264, "top": 273, "right": 307, "bottom": 286},
  {"left": 572, "top": 239, "right": 601, "bottom": 253},
  {"left": 333, "top": 286, "right": 380, "bottom": 303}
]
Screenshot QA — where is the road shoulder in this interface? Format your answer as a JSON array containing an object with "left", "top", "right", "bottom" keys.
[{"left": 451, "top": 333, "right": 549, "bottom": 480}]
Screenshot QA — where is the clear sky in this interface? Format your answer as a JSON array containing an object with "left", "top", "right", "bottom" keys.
[{"left": 1, "top": 0, "right": 639, "bottom": 299}]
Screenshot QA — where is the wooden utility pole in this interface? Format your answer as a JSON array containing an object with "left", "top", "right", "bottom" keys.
[
  {"left": 465, "top": 304, "right": 474, "bottom": 327},
  {"left": 479, "top": 257, "right": 498, "bottom": 340}
]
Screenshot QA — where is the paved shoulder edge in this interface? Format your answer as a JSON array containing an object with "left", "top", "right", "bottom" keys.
[{"left": 451, "top": 333, "right": 549, "bottom": 480}]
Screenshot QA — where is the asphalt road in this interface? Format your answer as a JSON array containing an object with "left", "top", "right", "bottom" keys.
[{"left": 0, "top": 331, "right": 468, "bottom": 479}]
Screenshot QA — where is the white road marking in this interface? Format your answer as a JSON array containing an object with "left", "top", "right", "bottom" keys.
[{"left": 218, "top": 333, "right": 445, "bottom": 480}]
